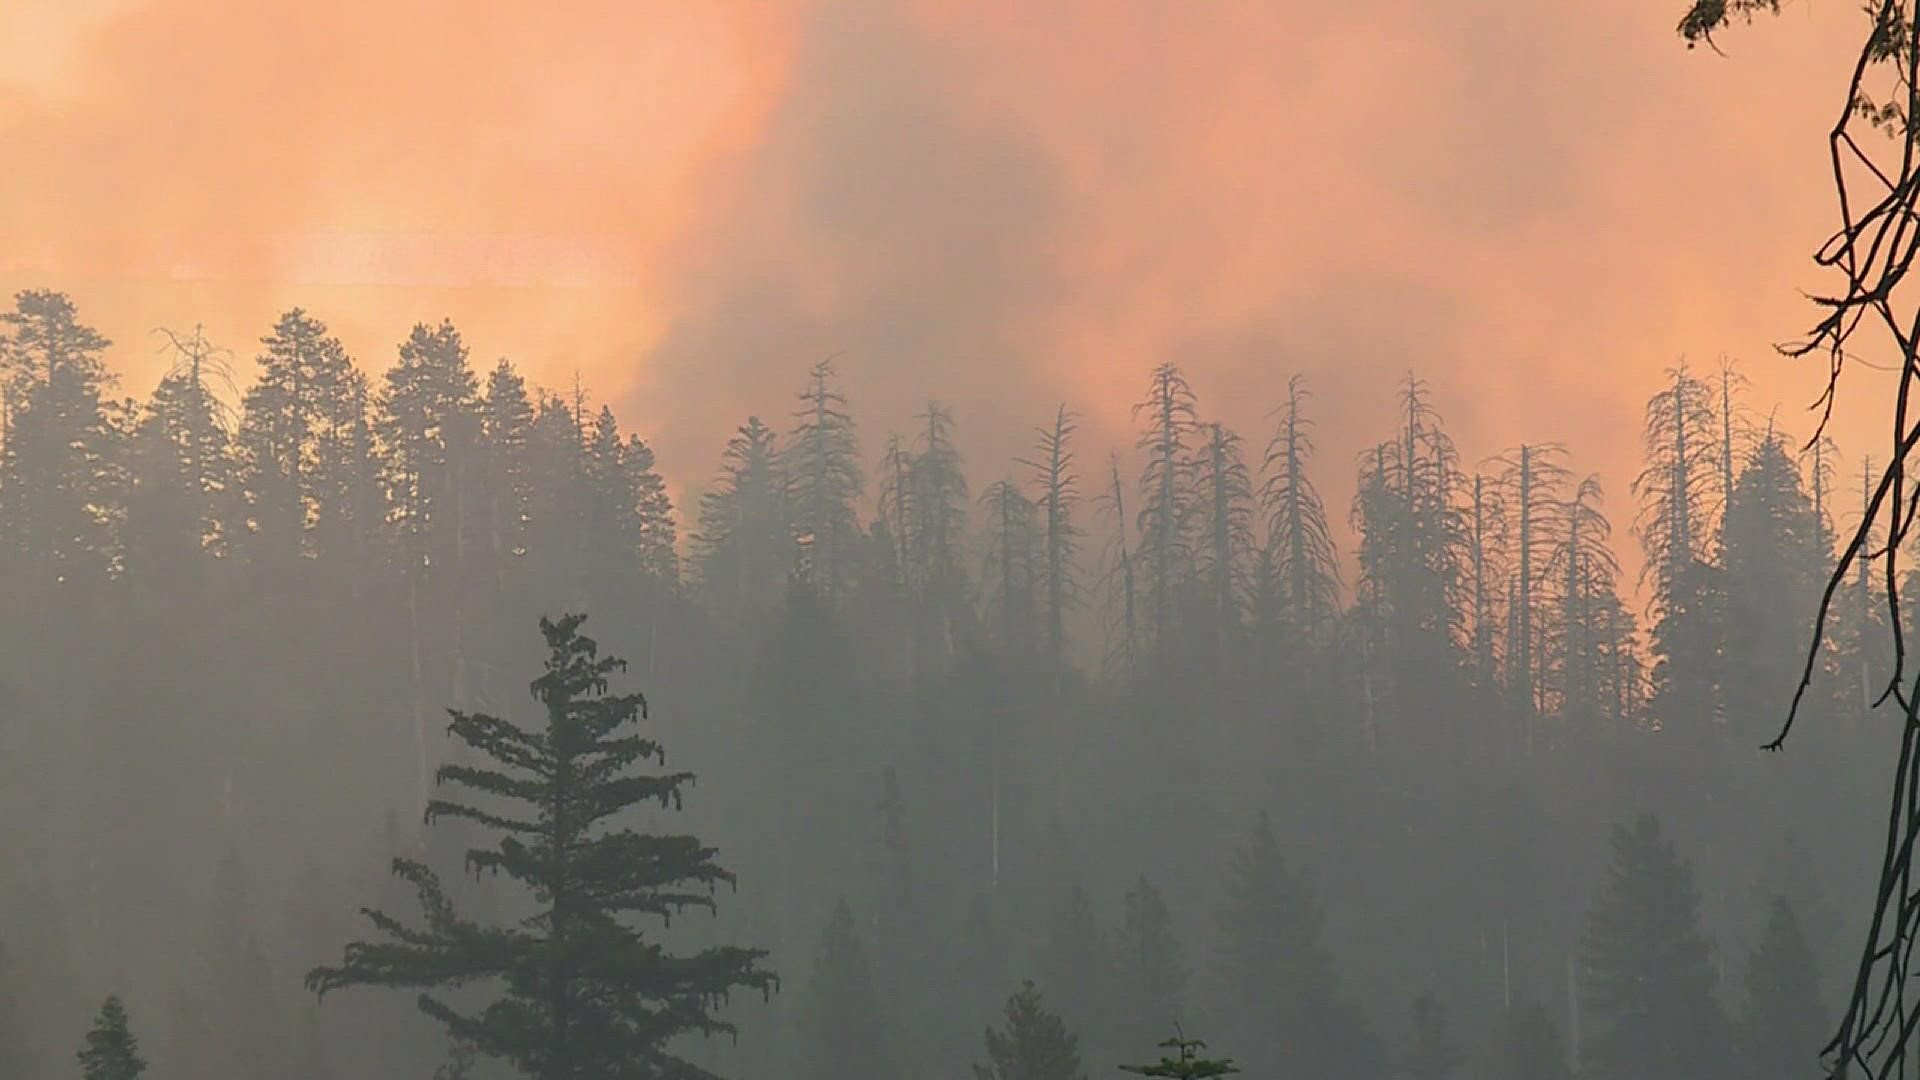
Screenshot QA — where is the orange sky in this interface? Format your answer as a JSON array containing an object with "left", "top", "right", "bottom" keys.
[{"left": 0, "top": 0, "right": 1889, "bottom": 590}]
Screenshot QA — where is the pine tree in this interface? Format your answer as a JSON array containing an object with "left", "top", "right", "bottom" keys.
[
  {"left": 1545, "top": 475, "right": 1624, "bottom": 728},
  {"left": 525, "top": 393, "right": 590, "bottom": 608},
  {"left": 692, "top": 417, "right": 787, "bottom": 616},
  {"left": 1112, "top": 877, "right": 1188, "bottom": 1062},
  {"left": 1039, "top": 881, "right": 1104, "bottom": 1052},
  {"left": 377, "top": 319, "right": 480, "bottom": 586},
  {"left": 1191, "top": 421, "right": 1255, "bottom": 641},
  {"left": 0, "top": 290, "right": 119, "bottom": 586},
  {"left": 909, "top": 402, "right": 968, "bottom": 592},
  {"left": 1579, "top": 815, "right": 1727, "bottom": 1080},
  {"left": 1098, "top": 452, "right": 1141, "bottom": 675},
  {"left": 1259, "top": 375, "right": 1339, "bottom": 636},
  {"left": 479, "top": 359, "right": 535, "bottom": 585},
  {"left": 235, "top": 308, "right": 365, "bottom": 571},
  {"left": 1486, "top": 1000, "right": 1569, "bottom": 1080},
  {"left": 307, "top": 614, "right": 775, "bottom": 1079},
  {"left": 122, "top": 326, "right": 238, "bottom": 581},
  {"left": 1134, "top": 363, "right": 1200, "bottom": 652},
  {"left": 1019, "top": 404, "right": 1081, "bottom": 669},
  {"left": 798, "top": 899, "right": 893, "bottom": 1080},
  {"left": 1720, "top": 429, "right": 1827, "bottom": 743},
  {"left": 973, "top": 980, "right": 1086, "bottom": 1080},
  {"left": 1352, "top": 375, "right": 1470, "bottom": 732},
  {"left": 1736, "top": 896, "right": 1826, "bottom": 1080},
  {"left": 77, "top": 996, "right": 145, "bottom": 1080},
  {"left": 980, "top": 478, "right": 1040, "bottom": 655},
  {"left": 1212, "top": 812, "right": 1364, "bottom": 1078},
  {"left": 787, "top": 358, "right": 862, "bottom": 597},
  {"left": 1120, "top": 1031, "right": 1239, "bottom": 1078},
  {"left": 1492, "top": 443, "right": 1571, "bottom": 722},
  {"left": 1404, "top": 993, "right": 1465, "bottom": 1080},
  {"left": 624, "top": 431, "right": 678, "bottom": 589},
  {"left": 1634, "top": 360, "right": 1722, "bottom": 740}
]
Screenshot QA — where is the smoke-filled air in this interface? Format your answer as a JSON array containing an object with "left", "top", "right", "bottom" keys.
[{"left": 12, "top": 2, "right": 1920, "bottom": 1080}]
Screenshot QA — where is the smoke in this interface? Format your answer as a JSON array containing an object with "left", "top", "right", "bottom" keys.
[
  {"left": 636, "top": 0, "right": 1068, "bottom": 493},
  {"left": 0, "top": 0, "right": 1889, "bottom": 587}
]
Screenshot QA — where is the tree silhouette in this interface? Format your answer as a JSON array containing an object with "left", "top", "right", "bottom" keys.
[
  {"left": 77, "top": 996, "right": 145, "bottom": 1080},
  {"left": 307, "top": 614, "right": 774, "bottom": 1079}
]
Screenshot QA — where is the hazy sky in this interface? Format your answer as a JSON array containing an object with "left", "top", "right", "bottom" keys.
[{"left": 0, "top": 0, "right": 1888, "bottom": 588}]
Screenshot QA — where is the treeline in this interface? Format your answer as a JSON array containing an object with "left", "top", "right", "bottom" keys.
[{"left": 0, "top": 288, "right": 1891, "bottom": 1078}]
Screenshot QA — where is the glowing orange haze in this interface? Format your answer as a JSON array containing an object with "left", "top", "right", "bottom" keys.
[{"left": 0, "top": 0, "right": 1890, "bottom": 593}]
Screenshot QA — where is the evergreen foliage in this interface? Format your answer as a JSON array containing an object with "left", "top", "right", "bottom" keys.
[
  {"left": 797, "top": 899, "right": 893, "bottom": 1080},
  {"left": 972, "top": 980, "right": 1085, "bottom": 1080},
  {"left": 1736, "top": 896, "right": 1826, "bottom": 1080},
  {"left": 77, "top": 996, "right": 145, "bottom": 1080},
  {"left": 306, "top": 614, "right": 774, "bottom": 1079},
  {"left": 1579, "top": 815, "right": 1727, "bottom": 1080}
]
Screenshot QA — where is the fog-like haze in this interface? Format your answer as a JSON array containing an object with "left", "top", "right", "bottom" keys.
[
  {"left": 0, "top": 0, "right": 1887, "bottom": 582},
  {"left": 0, "top": 4, "right": 1901, "bottom": 1080}
]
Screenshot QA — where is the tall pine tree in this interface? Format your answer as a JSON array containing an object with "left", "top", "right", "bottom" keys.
[{"left": 307, "top": 614, "right": 774, "bottom": 1079}]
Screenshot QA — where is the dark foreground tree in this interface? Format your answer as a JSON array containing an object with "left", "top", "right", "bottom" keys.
[
  {"left": 78, "top": 996, "right": 145, "bottom": 1080},
  {"left": 797, "top": 900, "right": 894, "bottom": 1080},
  {"left": 1578, "top": 815, "right": 1726, "bottom": 1080},
  {"left": 1120, "top": 1030, "right": 1238, "bottom": 1078},
  {"left": 306, "top": 614, "right": 775, "bottom": 1079},
  {"left": 973, "top": 980, "right": 1085, "bottom": 1080},
  {"left": 1736, "top": 896, "right": 1826, "bottom": 1080}
]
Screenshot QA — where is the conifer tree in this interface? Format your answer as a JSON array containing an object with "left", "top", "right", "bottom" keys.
[
  {"left": 1634, "top": 360, "right": 1722, "bottom": 740},
  {"left": 1492, "top": 443, "right": 1571, "bottom": 721},
  {"left": 692, "top": 417, "right": 787, "bottom": 616},
  {"left": 122, "top": 325, "right": 238, "bottom": 581},
  {"left": 235, "top": 308, "right": 364, "bottom": 570},
  {"left": 0, "top": 290, "right": 119, "bottom": 585},
  {"left": 307, "top": 614, "right": 775, "bottom": 1080},
  {"left": 378, "top": 319, "right": 480, "bottom": 586},
  {"left": 1191, "top": 421, "right": 1255, "bottom": 640},
  {"left": 798, "top": 899, "right": 893, "bottom": 1080},
  {"left": 1134, "top": 363, "right": 1200, "bottom": 652},
  {"left": 525, "top": 393, "right": 590, "bottom": 607},
  {"left": 1545, "top": 475, "right": 1624, "bottom": 727},
  {"left": 787, "top": 358, "right": 862, "bottom": 597},
  {"left": 973, "top": 980, "right": 1086, "bottom": 1080},
  {"left": 1736, "top": 896, "right": 1826, "bottom": 1080},
  {"left": 1579, "top": 815, "right": 1727, "bottom": 1080},
  {"left": 77, "top": 996, "right": 145, "bottom": 1080},
  {"left": 980, "top": 478, "right": 1040, "bottom": 654},
  {"left": 1720, "top": 429, "right": 1827, "bottom": 743},
  {"left": 1120, "top": 1031, "right": 1239, "bottom": 1078},
  {"left": 1352, "top": 375, "right": 1470, "bottom": 730},
  {"left": 1098, "top": 452, "right": 1141, "bottom": 675},
  {"left": 624, "top": 431, "right": 678, "bottom": 589},
  {"left": 1211, "top": 812, "right": 1364, "bottom": 1078},
  {"left": 1019, "top": 404, "right": 1081, "bottom": 669},
  {"left": 1467, "top": 471, "right": 1507, "bottom": 696},
  {"left": 909, "top": 402, "right": 968, "bottom": 594},
  {"left": 1259, "top": 375, "right": 1340, "bottom": 636},
  {"left": 479, "top": 359, "right": 535, "bottom": 589},
  {"left": 1112, "top": 877, "right": 1188, "bottom": 1062},
  {"left": 1039, "top": 881, "right": 1104, "bottom": 1052}
]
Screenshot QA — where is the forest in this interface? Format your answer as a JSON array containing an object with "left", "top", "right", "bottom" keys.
[{"left": 0, "top": 286, "right": 1888, "bottom": 1079}]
